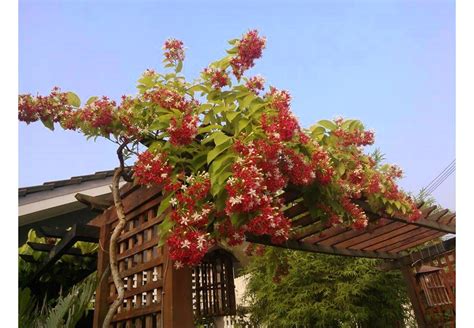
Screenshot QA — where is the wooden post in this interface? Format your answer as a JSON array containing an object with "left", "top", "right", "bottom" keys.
[
  {"left": 162, "top": 245, "right": 195, "bottom": 328},
  {"left": 400, "top": 266, "right": 427, "bottom": 328},
  {"left": 93, "top": 210, "right": 113, "bottom": 328}
]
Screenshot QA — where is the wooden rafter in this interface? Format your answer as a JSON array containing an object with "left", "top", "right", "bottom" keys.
[
  {"left": 23, "top": 224, "right": 99, "bottom": 287},
  {"left": 380, "top": 237, "right": 455, "bottom": 271},
  {"left": 245, "top": 234, "right": 402, "bottom": 260}
]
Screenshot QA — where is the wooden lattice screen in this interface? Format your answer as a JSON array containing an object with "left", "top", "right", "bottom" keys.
[
  {"left": 192, "top": 249, "right": 236, "bottom": 318},
  {"left": 403, "top": 249, "right": 455, "bottom": 327},
  {"left": 92, "top": 184, "right": 194, "bottom": 328}
]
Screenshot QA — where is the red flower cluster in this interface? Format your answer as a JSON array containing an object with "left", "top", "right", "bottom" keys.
[
  {"left": 222, "top": 141, "right": 292, "bottom": 245},
  {"left": 203, "top": 67, "right": 230, "bottom": 90},
  {"left": 246, "top": 204, "right": 291, "bottom": 244},
  {"left": 366, "top": 174, "right": 382, "bottom": 193},
  {"left": 144, "top": 87, "right": 194, "bottom": 112},
  {"left": 262, "top": 87, "right": 300, "bottom": 141},
  {"left": 168, "top": 227, "right": 213, "bottom": 268},
  {"left": 281, "top": 148, "right": 316, "bottom": 186},
  {"left": 18, "top": 87, "right": 71, "bottom": 124},
  {"left": 341, "top": 198, "right": 368, "bottom": 230},
  {"left": 168, "top": 113, "right": 199, "bottom": 146},
  {"left": 311, "top": 145, "right": 334, "bottom": 185},
  {"left": 245, "top": 75, "right": 265, "bottom": 94},
  {"left": 163, "top": 38, "right": 185, "bottom": 62},
  {"left": 333, "top": 128, "right": 375, "bottom": 147},
  {"left": 133, "top": 150, "right": 172, "bottom": 186},
  {"left": 80, "top": 97, "right": 116, "bottom": 130},
  {"left": 217, "top": 219, "right": 246, "bottom": 246},
  {"left": 167, "top": 173, "right": 215, "bottom": 268},
  {"left": 230, "top": 30, "right": 266, "bottom": 79}
]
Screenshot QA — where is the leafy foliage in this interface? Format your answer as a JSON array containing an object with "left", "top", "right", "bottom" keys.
[
  {"left": 18, "top": 30, "right": 422, "bottom": 268},
  {"left": 19, "top": 229, "right": 98, "bottom": 301},
  {"left": 19, "top": 272, "right": 97, "bottom": 328},
  {"left": 242, "top": 248, "right": 411, "bottom": 328}
]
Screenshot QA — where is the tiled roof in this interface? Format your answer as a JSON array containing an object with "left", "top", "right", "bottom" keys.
[{"left": 18, "top": 170, "right": 116, "bottom": 197}]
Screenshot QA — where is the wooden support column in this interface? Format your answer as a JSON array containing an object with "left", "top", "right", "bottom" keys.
[
  {"left": 162, "top": 245, "right": 194, "bottom": 328},
  {"left": 93, "top": 210, "right": 113, "bottom": 328},
  {"left": 400, "top": 266, "right": 427, "bottom": 328}
]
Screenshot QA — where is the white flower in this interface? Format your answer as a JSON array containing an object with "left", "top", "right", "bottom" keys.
[
  {"left": 227, "top": 177, "right": 236, "bottom": 185},
  {"left": 161, "top": 173, "right": 168, "bottom": 179},
  {"left": 233, "top": 232, "right": 241, "bottom": 240},
  {"left": 186, "top": 175, "right": 194, "bottom": 183},
  {"left": 174, "top": 261, "right": 184, "bottom": 269},
  {"left": 181, "top": 240, "right": 191, "bottom": 249},
  {"left": 180, "top": 216, "right": 190, "bottom": 226},
  {"left": 144, "top": 164, "right": 152, "bottom": 171},
  {"left": 169, "top": 198, "right": 178, "bottom": 207},
  {"left": 248, "top": 189, "right": 257, "bottom": 198},
  {"left": 191, "top": 212, "right": 202, "bottom": 222},
  {"left": 275, "top": 229, "right": 285, "bottom": 236},
  {"left": 181, "top": 184, "right": 188, "bottom": 191},
  {"left": 229, "top": 196, "right": 243, "bottom": 206}
]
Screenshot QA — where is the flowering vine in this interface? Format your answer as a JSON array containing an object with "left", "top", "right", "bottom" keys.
[{"left": 18, "top": 30, "right": 422, "bottom": 273}]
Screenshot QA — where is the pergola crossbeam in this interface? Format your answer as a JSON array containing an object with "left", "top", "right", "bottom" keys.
[
  {"left": 379, "top": 237, "right": 455, "bottom": 270},
  {"left": 245, "top": 234, "right": 402, "bottom": 260}
]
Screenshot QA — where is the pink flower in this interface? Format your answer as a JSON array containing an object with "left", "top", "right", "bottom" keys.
[{"left": 163, "top": 38, "right": 185, "bottom": 62}]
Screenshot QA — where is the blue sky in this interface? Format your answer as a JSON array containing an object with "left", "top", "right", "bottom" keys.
[{"left": 19, "top": 0, "right": 455, "bottom": 210}]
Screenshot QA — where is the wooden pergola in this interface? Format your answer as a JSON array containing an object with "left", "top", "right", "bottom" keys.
[
  {"left": 245, "top": 188, "right": 456, "bottom": 328},
  {"left": 84, "top": 182, "right": 455, "bottom": 327},
  {"left": 247, "top": 188, "right": 455, "bottom": 261}
]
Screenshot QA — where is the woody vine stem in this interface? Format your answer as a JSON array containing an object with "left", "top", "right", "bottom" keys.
[{"left": 102, "top": 142, "right": 133, "bottom": 328}]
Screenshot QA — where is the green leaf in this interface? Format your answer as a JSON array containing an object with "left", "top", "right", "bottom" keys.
[
  {"left": 318, "top": 120, "right": 337, "bottom": 131},
  {"left": 191, "top": 153, "right": 208, "bottom": 171},
  {"left": 157, "top": 216, "right": 174, "bottom": 247},
  {"left": 236, "top": 118, "right": 250, "bottom": 135},
  {"left": 337, "top": 163, "right": 346, "bottom": 176},
  {"left": 66, "top": 92, "right": 81, "bottom": 107},
  {"left": 176, "top": 60, "right": 183, "bottom": 73},
  {"left": 198, "top": 124, "right": 223, "bottom": 134},
  {"left": 249, "top": 102, "right": 266, "bottom": 115},
  {"left": 41, "top": 118, "right": 54, "bottom": 131},
  {"left": 157, "top": 192, "right": 174, "bottom": 218},
  {"left": 207, "top": 140, "right": 232, "bottom": 164},
  {"left": 86, "top": 96, "right": 98, "bottom": 105},
  {"left": 214, "top": 132, "right": 231, "bottom": 146},
  {"left": 188, "top": 85, "right": 210, "bottom": 94},
  {"left": 226, "top": 111, "right": 239, "bottom": 122},
  {"left": 240, "top": 94, "right": 255, "bottom": 109}
]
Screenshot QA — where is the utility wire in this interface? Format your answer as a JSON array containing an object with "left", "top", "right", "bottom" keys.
[
  {"left": 423, "top": 160, "right": 456, "bottom": 196},
  {"left": 423, "top": 159, "right": 455, "bottom": 192},
  {"left": 425, "top": 166, "right": 455, "bottom": 195}
]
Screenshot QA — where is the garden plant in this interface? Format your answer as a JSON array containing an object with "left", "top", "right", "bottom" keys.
[{"left": 19, "top": 30, "right": 422, "bottom": 326}]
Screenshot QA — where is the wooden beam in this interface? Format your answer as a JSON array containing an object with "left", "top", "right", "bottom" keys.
[
  {"left": 379, "top": 238, "right": 455, "bottom": 271},
  {"left": 245, "top": 234, "right": 402, "bottom": 260},
  {"left": 23, "top": 224, "right": 99, "bottom": 287},
  {"left": 400, "top": 266, "right": 427, "bottom": 327},
  {"left": 355, "top": 201, "right": 455, "bottom": 234},
  {"left": 36, "top": 224, "right": 99, "bottom": 242},
  {"left": 27, "top": 242, "right": 96, "bottom": 257}
]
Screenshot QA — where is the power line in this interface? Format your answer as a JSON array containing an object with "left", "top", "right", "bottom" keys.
[
  {"left": 425, "top": 166, "right": 455, "bottom": 195},
  {"left": 423, "top": 160, "right": 456, "bottom": 196},
  {"left": 423, "top": 159, "right": 455, "bottom": 192}
]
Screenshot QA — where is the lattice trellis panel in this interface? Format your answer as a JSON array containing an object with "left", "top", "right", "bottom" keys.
[
  {"left": 93, "top": 184, "right": 194, "bottom": 328},
  {"left": 192, "top": 249, "right": 236, "bottom": 319},
  {"left": 406, "top": 249, "right": 455, "bottom": 328}
]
